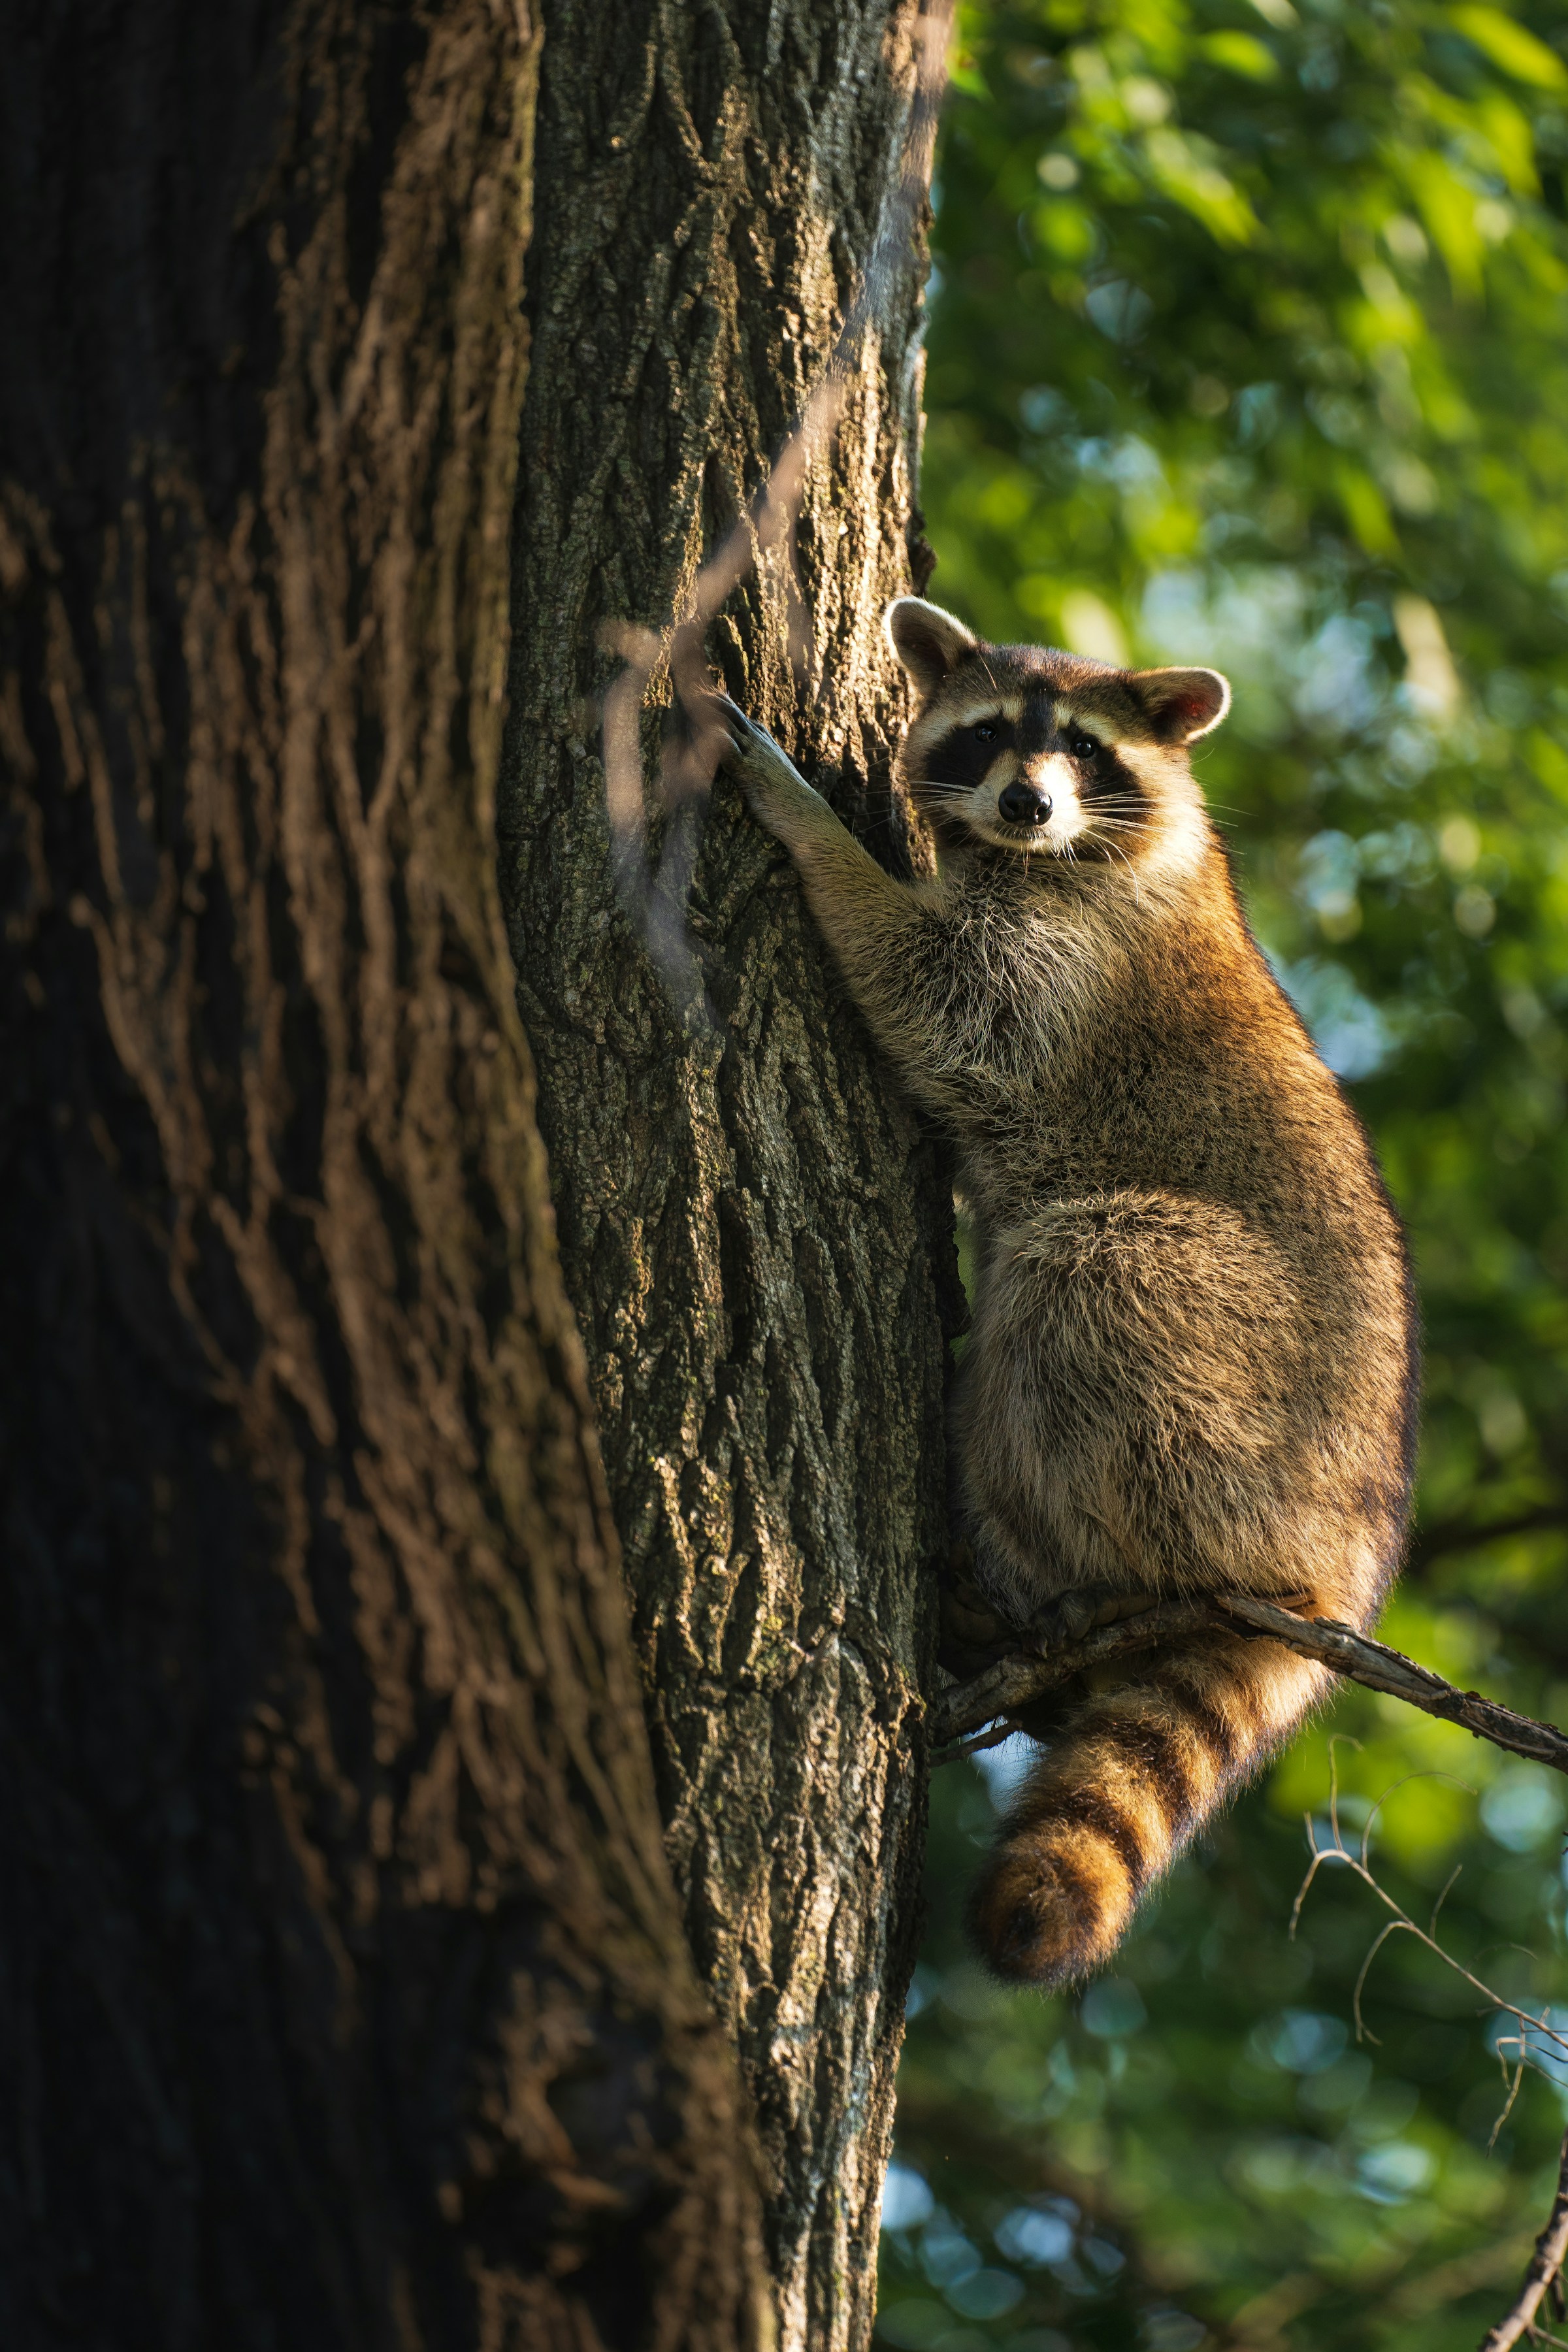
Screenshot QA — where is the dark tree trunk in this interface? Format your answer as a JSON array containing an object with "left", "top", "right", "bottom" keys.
[
  {"left": 502, "top": 7, "right": 958, "bottom": 2345},
  {"left": 0, "top": 5, "right": 768, "bottom": 2347}
]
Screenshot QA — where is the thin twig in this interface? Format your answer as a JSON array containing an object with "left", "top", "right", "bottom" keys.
[
  {"left": 1291, "top": 1776, "right": 1568, "bottom": 2338},
  {"left": 1478, "top": 2127, "right": 1568, "bottom": 2351},
  {"left": 1290, "top": 1803, "right": 1568, "bottom": 2082},
  {"left": 928, "top": 1590, "right": 1568, "bottom": 1776}
]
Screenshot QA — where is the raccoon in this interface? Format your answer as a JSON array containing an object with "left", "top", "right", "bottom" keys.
[{"left": 717, "top": 596, "right": 1417, "bottom": 1988}]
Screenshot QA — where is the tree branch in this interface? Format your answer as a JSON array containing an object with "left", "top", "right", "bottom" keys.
[
  {"left": 1478, "top": 2127, "right": 1568, "bottom": 2352},
  {"left": 930, "top": 1592, "right": 1568, "bottom": 1776}
]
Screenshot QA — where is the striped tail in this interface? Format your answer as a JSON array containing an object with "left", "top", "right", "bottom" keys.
[{"left": 969, "top": 1633, "right": 1328, "bottom": 1986}]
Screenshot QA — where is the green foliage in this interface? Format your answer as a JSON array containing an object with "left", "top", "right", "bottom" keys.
[{"left": 883, "top": 0, "right": 1568, "bottom": 2342}]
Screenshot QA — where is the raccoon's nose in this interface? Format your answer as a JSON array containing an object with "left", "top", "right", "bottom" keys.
[{"left": 998, "top": 781, "right": 1053, "bottom": 828}]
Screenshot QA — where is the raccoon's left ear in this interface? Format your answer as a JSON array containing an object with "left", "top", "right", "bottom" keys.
[
  {"left": 885, "top": 597, "right": 979, "bottom": 694},
  {"left": 1125, "top": 666, "right": 1231, "bottom": 743}
]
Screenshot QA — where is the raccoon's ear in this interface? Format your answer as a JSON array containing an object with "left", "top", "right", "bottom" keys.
[
  {"left": 1124, "top": 666, "right": 1231, "bottom": 744},
  {"left": 885, "top": 598, "right": 979, "bottom": 694}
]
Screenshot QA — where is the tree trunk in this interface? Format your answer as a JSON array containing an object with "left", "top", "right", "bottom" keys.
[
  {"left": 502, "top": 8, "right": 958, "bottom": 2347},
  {"left": 0, "top": 5, "right": 768, "bottom": 2347}
]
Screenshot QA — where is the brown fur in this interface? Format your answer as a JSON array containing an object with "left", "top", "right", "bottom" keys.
[{"left": 719, "top": 598, "right": 1417, "bottom": 1987}]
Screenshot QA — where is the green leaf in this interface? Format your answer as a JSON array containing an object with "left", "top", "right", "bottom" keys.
[{"left": 1449, "top": 5, "right": 1568, "bottom": 90}]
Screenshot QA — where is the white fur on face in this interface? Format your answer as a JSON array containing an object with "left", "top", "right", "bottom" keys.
[
  {"left": 947, "top": 694, "right": 1024, "bottom": 729},
  {"left": 951, "top": 750, "right": 1090, "bottom": 857},
  {"left": 906, "top": 695, "right": 1213, "bottom": 879},
  {"left": 1113, "top": 743, "right": 1209, "bottom": 882}
]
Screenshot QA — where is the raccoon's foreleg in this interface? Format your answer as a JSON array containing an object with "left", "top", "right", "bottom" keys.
[{"left": 719, "top": 702, "right": 954, "bottom": 1089}]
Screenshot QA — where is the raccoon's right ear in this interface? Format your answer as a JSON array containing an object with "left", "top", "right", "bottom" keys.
[{"left": 885, "top": 598, "right": 979, "bottom": 695}]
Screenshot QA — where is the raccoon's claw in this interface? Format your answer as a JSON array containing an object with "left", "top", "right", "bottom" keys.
[
  {"left": 713, "top": 695, "right": 760, "bottom": 755},
  {"left": 713, "top": 696, "right": 789, "bottom": 772},
  {"left": 1029, "top": 1584, "right": 1160, "bottom": 1650}
]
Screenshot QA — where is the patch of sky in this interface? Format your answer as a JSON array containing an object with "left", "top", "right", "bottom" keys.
[
  {"left": 1143, "top": 571, "right": 1396, "bottom": 744},
  {"left": 1293, "top": 612, "right": 1381, "bottom": 734},
  {"left": 1383, "top": 721, "right": 1441, "bottom": 780},
  {"left": 973, "top": 1731, "right": 1037, "bottom": 1808},
  {"left": 995, "top": 2202, "right": 1078, "bottom": 2267},
  {"left": 1249, "top": 2009, "right": 1350, "bottom": 2076},
  {"left": 1019, "top": 384, "right": 1073, "bottom": 435},
  {"left": 1080, "top": 1978, "right": 1147, "bottom": 2038},
  {"left": 1296, "top": 828, "right": 1359, "bottom": 923},
  {"left": 1233, "top": 382, "right": 1283, "bottom": 445},
  {"left": 1084, "top": 277, "right": 1154, "bottom": 342},
  {"left": 921, "top": 2215, "right": 983, "bottom": 2289},
  {"left": 1141, "top": 564, "right": 1306, "bottom": 678},
  {"left": 1356, "top": 822, "right": 1435, "bottom": 889},
  {"left": 1480, "top": 1767, "right": 1565, "bottom": 1853},
  {"left": 1354, "top": 2140, "right": 1435, "bottom": 2203},
  {"left": 904, "top": 1964, "right": 938, "bottom": 2021},
  {"left": 947, "top": 2268, "right": 1026, "bottom": 2319},
  {"left": 1070, "top": 433, "right": 1164, "bottom": 490},
  {"left": 1487, "top": 2005, "right": 1568, "bottom": 2091},
  {"left": 1272, "top": 955, "right": 1394, "bottom": 1079},
  {"left": 881, "top": 2162, "right": 936, "bottom": 2232}
]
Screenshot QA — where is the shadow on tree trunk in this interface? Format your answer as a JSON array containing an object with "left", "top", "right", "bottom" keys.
[{"left": 0, "top": 3, "right": 768, "bottom": 2345}]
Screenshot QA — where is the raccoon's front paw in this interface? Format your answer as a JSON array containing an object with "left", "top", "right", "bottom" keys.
[
  {"left": 1029, "top": 1583, "right": 1160, "bottom": 1650},
  {"left": 714, "top": 698, "right": 828, "bottom": 845}
]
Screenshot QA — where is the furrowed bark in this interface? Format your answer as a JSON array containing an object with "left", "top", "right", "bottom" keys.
[
  {"left": 0, "top": 5, "right": 766, "bottom": 2346},
  {"left": 501, "top": 6, "right": 958, "bottom": 2345}
]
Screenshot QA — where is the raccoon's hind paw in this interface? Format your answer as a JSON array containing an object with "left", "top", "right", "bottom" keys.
[
  {"left": 1029, "top": 1582, "right": 1160, "bottom": 1650},
  {"left": 968, "top": 1840, "right": 1124, "bottom": 1989},
  {"left": 938, "top": 1544, "right": 1011, "bottom": 1676}
]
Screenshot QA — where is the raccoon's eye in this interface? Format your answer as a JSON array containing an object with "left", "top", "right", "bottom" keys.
[
  {"left": 1066, "top": 725, "right": 1100, "bottom": 762},
  {"left": 973, "top": 722, "right": 998, "bottom": 742}
]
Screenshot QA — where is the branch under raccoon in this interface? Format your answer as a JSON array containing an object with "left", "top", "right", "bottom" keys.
[
  {"left": 936, "top": 1597, "right": 1568, "bottom": 1987},
  {"left": 932, "top": 1593, "right": 1568, "bottom": 1774}
]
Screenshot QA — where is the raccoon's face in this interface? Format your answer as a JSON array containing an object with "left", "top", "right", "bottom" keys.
[{"left": 886, "top": 598, "right": 1230, "bottom": 877}]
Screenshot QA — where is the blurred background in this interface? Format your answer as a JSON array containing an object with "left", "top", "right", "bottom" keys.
[{"left": 877, "top": 3, "right": 1568, "bottom": 2346}]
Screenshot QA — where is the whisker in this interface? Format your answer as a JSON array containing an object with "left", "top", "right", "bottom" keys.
[{"left": 1100, "top": 836, "right": 1143, "bottom": 905}]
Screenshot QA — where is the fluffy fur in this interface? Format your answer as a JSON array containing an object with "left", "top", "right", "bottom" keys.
[{"left": 719, "top": 597, "right": 1417, "bottom": 1987}]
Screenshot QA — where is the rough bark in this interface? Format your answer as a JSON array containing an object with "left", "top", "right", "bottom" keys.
[
  {"left": 502, "top": 8, "right": 958, "bottom": 2347},
  {"left": 0, "top": 5, "right": 767, "bottom": 2347}
]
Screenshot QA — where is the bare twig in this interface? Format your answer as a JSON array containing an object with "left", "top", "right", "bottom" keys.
[
  {"left": 929, "top": 1590, "right": 1568, "bottom": 1776},
  {"left": 1288, "top": 1757, "right": 1568, "bottom": 2349},
  {"left": 1478, "top": 2127, "right": 1568, "bottom": 2351},
  {"left": 1290, "top": 1778, "right": 1567, "bottom": 2073}
]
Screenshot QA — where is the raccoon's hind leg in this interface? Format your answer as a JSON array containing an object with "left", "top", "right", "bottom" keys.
[{"left": 969, "top": 1633, "right": 1327, "bottom": 1986}]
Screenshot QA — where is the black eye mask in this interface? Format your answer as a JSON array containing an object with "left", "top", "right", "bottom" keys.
[{"left": 920, "top": 715, "right": 1017, "bottom": 795}]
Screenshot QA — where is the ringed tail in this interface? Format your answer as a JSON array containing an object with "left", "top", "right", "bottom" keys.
[{"left": 969, "top": 1634, "right": 1327, "bottom": 1986}]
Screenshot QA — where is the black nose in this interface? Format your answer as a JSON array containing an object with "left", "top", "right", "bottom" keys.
[{"left": 998, "top": 781, "right": 1053, "bottom": 827}]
